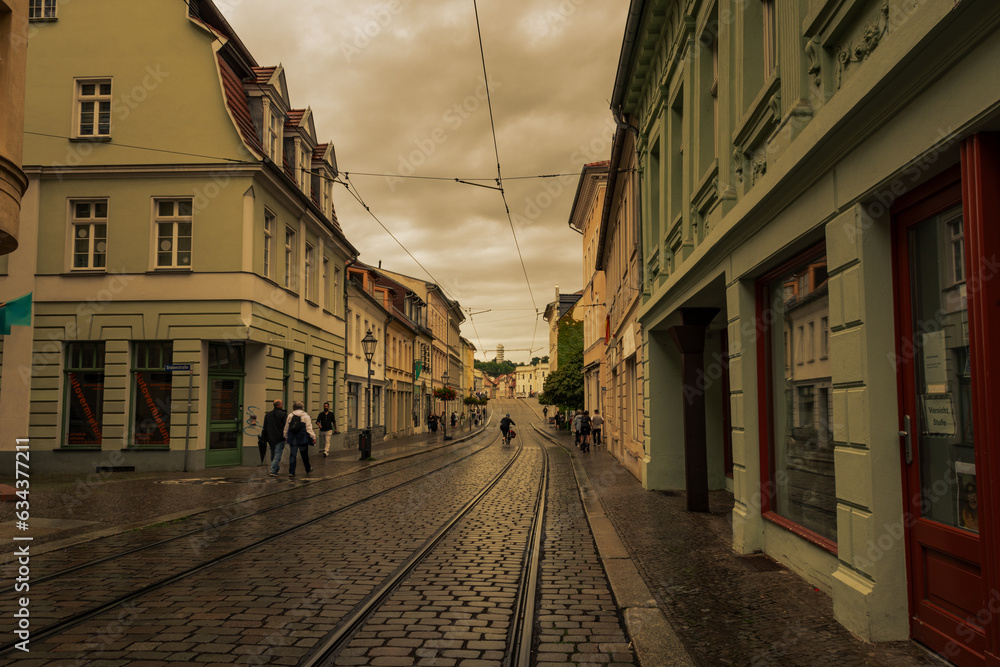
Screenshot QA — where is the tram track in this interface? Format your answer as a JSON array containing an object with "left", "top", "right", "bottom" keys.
[
  {"left": 3, "top": 425, "right": 496, "bottom": 589},
  {"left": 0, "top": 425, "right": 508, "bottom": 657},
  {"left": 1, "top": 400, "right": 580, "bottom": 665}
]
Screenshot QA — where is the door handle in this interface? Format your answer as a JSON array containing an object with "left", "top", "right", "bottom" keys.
[{"left": 899, "top": 415, "right": 913, "bottom": 464}]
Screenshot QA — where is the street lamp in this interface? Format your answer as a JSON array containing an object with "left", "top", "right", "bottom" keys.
[
  {"left": 361, "top": 328, "right": 378, "bottom": 460},
  {"left": 442, "top": 371, "right": 451, "bottom": 441}
]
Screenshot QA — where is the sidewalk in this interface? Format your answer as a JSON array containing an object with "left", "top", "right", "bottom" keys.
[
  {"left": 532, "top": 418, "right": 946, "bottom": 667},
  {"left": 0, "top": 426, "right": 478, "bottom": 557}
]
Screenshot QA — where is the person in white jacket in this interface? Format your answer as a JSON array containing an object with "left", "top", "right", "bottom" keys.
[{"left": 280, "top": 401, "right": 316, "bottom": 477}]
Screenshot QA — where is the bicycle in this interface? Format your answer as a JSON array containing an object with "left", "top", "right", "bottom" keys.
[{"left": 502, "top": 428, "right": 515, "bottom": 446}]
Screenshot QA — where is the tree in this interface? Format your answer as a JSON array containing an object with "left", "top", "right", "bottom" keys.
[
  {"left": 540, "top": 348, "right": 583, "bottom": 410},
  {"left": 530, "top": 355, "right": 549, "bottom": 366},
  {"left": 474, "top": 358, "right": 517, "bottom": 376}
]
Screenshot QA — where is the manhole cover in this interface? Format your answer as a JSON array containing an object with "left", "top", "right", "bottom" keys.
[{"left": 157, "top": 478, "right": 285, "bottom": 485}]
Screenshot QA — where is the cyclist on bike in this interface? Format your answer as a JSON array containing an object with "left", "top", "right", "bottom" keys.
[{"left": 500, "top": 413, "right": 516, "bottom": 444}]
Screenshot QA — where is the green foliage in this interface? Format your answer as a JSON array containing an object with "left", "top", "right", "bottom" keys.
[
  {"left": 434, "top": 386, "right": 457, "bottom": 401},
  {"left": 530, "top": 355, "right": 549, "bottom": 366},
  {"left": 557, "top": 318, "right": 583, "bottom": 368},
  {"left": 540, "top": 347, "right": 583, "bottom": 410},
  {"left": 463, "top": 395, "right": 479, "bottom": 406},
  {"left": 474, "top": 358, "right": 517, "bottom": 376}
]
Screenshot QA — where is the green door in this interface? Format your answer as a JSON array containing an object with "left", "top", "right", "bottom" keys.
[{"left": 206, "top": 375, "right": 243, "bottom": 467}]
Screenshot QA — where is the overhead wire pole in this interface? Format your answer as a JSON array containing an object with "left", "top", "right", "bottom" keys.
[{"left": 472, "top": 0, "right": 539, "bottom": 319}]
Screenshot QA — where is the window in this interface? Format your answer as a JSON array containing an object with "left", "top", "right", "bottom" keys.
[
  {"left": 333, "top": 267, "right": 342, "bottom": 315},
  {"left": 304, "top": 242, "right": 315, "bottom": 301},
  {"left": 808, "top": 321, "right": 815, "bottom": 362},
  {"left": 347, "top": 382, "right": 359, "bottom": 429},
  {"left": 154, "top": 199, "right": 193, "bottom": 268},
  {"left": 267, "top": 110, "right": 282, "bottom": 162},
  {"left": 75, "top": 79, "right": 112, "bottom": 138},
  {"left": 373, "top": 386, "right": 382, "bottom": 426},
  {"left": 64, "top": 342, "right": 105, "bottom": 447},
  {"left": 758, "top": 246, "right": 835, "bottom": 547},
  {"left": 263, "top": 210, "right": 275, "bottom": 280},
  {"left": 322, "top": 257, "right": 331, "bottom": 310},
  {"left": 762, "top": 0, "right": 777, "bottom": 75},
  {"left": 948, "top": 213, "right": 965, "bottom": 284},
  {"left": 29, "top": 0, "right": 57, "bottom": 20},
  {"left": 284, "top": 226, "right": 295, "bottom": 289},
  {"left": 820, "top": 317, "right": 829, "bottom": 359},
  {"left": 321, "top": 179, "right": 332, "bottom": 219},
  {"left": 132, "top": 342, "right": 173, "bottom": 448},
  {"left": 71, "top": 200, "right": 108, "bottom": 270}
]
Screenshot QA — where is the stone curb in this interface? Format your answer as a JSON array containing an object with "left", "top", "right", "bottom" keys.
[{"left": 532, "top": 422, "right": 696, "bottom": 667}]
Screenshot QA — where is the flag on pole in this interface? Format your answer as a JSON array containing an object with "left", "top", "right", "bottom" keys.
[{"left": 0, "top": 293, "right": 32, "bottom": 335}]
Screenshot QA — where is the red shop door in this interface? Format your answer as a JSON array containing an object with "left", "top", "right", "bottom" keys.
[{"left": 892, "top": 136, "right": 1000, "bottom": 667}]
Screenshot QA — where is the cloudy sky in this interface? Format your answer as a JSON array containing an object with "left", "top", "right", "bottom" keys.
[{"left": 221, "top": 0, "right": 628, "bottom": 365}]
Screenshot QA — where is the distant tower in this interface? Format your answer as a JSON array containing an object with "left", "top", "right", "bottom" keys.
[{"left": 497, "top": 344, "right": 505, "bottom": 362}]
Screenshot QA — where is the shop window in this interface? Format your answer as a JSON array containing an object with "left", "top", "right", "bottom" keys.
[
  {"left": 132, "top": 342, "right": 173, "bottom": 448},
  {"left": 757, "top": 244, "right": 836, "bottom": 548},
  {"left": 347, "top": 382, "right": 358, "bottom": 429},
  {"left": 64, "top": 342, "right": 105, "bottom": 447}
]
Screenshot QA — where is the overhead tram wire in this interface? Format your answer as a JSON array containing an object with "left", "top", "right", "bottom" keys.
[{"left": 472, "top": 0, "right": 539, "bottom": 319}]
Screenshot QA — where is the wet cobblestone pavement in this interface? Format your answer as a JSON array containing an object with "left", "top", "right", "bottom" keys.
[{"left": 555, "top": 430, "right": 947, "bottom": 667}]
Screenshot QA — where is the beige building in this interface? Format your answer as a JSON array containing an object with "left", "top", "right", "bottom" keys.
[
  {"left": 613, "top": 0, "right": 1000, "bottom": 662},
  {"left": 514, "top": 362, "right": 548, "bottom": 397},
  {"left": 0, "top": 0, "right": 356, "bottom": 472},
  {"left": 596, "top": 126, "right": 646, "bottom": 479},
  {"left": 0, "top": 0, "right": 28, "bottom": 256},
  {"left": 569, "top": 162, "right": 610, "bottom": 435}
]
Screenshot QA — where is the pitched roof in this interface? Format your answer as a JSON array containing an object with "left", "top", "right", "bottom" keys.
[
  {"left": 286, "top": 109, "right": 306, "bottom": 128},
  {"left": 217, "top": 55, "right": 263, "bottom": 157}
]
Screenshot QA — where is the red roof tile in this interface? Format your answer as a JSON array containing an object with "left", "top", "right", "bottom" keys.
[
  {"left": 313, "top": 143, "right": 329, "bottom": 161},
  {"left": 286, "top": 109, "right": 306, "bottom": 128},
  {"left": 218, "top": 55, "right": 263, "bottom": 157},
  {"left": 251, "top": 66, "right": 277, "bottom": 84}
]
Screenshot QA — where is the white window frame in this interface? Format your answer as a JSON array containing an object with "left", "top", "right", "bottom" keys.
[
  {"left": 153, "top": 199, "right": 193, "bottom": 269},
  {"left": 284, "top": 226, "right": 296, "bottom": 290},
  {"left": 29, "top": 0, "right": 57, "bottom": 20},
  {"left": 322, "top": 256, "right": 331, "bottom": 310},
  {"left": 334, "top": 266, "right": 342, "bottom": 316},
  {"left": 75, "top": 78, "right": 113, "bottom": 139},
  {"left": 304, "top": 241, "right": 315, "bottom": 302},
  {"left": 267, "top": 109, "right": 282, "bottom": 162},
  {"left": 263, "top": 210, "right": 275, "bottom": 280},
  {"left": 70, "top": 199, "right": 108, "bottom": 271}
]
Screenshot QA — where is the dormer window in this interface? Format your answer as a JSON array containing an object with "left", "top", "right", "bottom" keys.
[
  {"left": 321, "top": 177, "right": 331, "bottom": 218},
  {"left": 267, "top": 110, "right": 282, "bottom": 162}
]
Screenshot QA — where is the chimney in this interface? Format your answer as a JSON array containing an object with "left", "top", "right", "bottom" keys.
[{"left": 555, "top": 284, "right": 559, "bottom": 302}]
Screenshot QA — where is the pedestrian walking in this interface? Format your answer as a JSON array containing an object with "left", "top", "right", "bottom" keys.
[
  {"left": 580, "top": 410, "right": 593, "bottom": 452},
  {"left": 282, "top": 401, "right": 315, "bottom": 477},
  {"left": 543, "top": 406, "right": 548, "bottom": 421},
  {"left": 555, "top": 411, "right": 564, "bottom": 429},
  {"left": 591, "top": 409, "right": 604, "bottom": 447},
  {"left": 428, "top": 413, "right": 438, "bottom": 433},
  {"left": 573, "top": 410, "right": 583, "bottom": 447},
  {"left": 264, "top": 399, "right": 288, "bottom": 476},
  {"left": 451, "top": 412, "right": 457, "bottom": 428},
  {"left": 316, "top": 402, "right": 336, "bottom": 457}
]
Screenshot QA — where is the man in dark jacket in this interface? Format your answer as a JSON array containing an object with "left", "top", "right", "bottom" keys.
[{"left": 264, "top": 399, "right": 288, "bottom": 476}]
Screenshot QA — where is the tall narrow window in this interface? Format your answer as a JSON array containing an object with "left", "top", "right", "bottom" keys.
[
  {"left": 304, "top": 242, "right": 315, "bottom": 301},
  {"left": 65, "top": 342, "right": 105, "bottom": 447},
  {"left": 76, "top": 79, "right": 112, "bottom": 138},
  {"left": 154, "top": 199, "right": 193, "bottom": 269},
  {"left": 758, "top": 246, "right": 835, "bottom": 547},
  {"left": 263, "top": 210, "right": 275, "bottom": 280},
  {"left": 762, "top": 0, "right": 777, "bottom": 75},
  {"left": 268, "top": 111, "right": 282, "bottom": 162},
  {"left": 322, "top": 257, "right": 331, "bottom": 310},
  {"left": 284, "top": 226, "right": 296, "bottom": 290},
  {"left": 29, "top": 0, "right": 57, "bottom": 20},
  {"left": 333, "top": 267, "right": 342, "bottom": 315},
  {"left": 132, "top": 342, "right": 173, "bottom": 448},
  {"left": 71, "top": 200, "right": 108, "bottom": 270}
]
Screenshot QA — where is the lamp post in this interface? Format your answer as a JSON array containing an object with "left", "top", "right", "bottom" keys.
[
  {"left": 442, "top": 371, "right": 451, "bottom": 441},
  {"left": 361, "top": 328, "right": 378, "bottom": 460}
]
